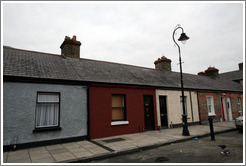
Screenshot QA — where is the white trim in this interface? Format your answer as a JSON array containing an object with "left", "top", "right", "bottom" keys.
[
  {"left": 111, "top": 121, "right": 129, "bottom": 126},
  {"left": 207, "top": 96, "right": 215, "bottom": 116}
]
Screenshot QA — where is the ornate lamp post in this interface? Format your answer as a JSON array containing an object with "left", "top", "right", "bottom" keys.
[{"left": 173, "top": 25, "right": 190, "bottom": 136}]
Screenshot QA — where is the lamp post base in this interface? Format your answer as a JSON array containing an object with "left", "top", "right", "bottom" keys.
[
  {"left": 182, "top": 115, "right": 190, "bottom": 136},
  {"left": 208, "top": 116, "right": 215, "bottom": 141}
]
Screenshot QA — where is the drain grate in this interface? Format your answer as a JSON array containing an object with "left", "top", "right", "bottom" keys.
[{"left": 103, "top": 138, "right": 125, "bottom": 143}]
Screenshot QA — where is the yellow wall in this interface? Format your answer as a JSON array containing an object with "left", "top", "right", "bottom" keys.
[{"left": 156, "top": 89, "right": 200, "bottom": 128}]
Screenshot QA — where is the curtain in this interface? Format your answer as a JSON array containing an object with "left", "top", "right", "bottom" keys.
[
  {"left": 36, "top": 94, "right": 59, "bottom": 127},
  {"left": 112, "top": 95, "right": 125, "bottom": 121}
]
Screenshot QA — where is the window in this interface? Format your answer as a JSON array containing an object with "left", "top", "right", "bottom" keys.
[
  {"left": 207, "top": 96, "right": 215, "bottom": 116},
  {"left": 35, "top": 92, "right": 60, "bottom": 128},
  {"left": 237, "top": 97, "right": 242, "bottom": 115},
  {"left": 180, "top": 96, "right": 187, "bottom": 115},
  {"left": 112, "top": 94, "right": 126, "bottom": 121}
]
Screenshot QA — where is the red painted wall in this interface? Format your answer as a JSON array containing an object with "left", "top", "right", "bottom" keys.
[{"left": 89, "top": 84, "right": 157, "bottom": 139}]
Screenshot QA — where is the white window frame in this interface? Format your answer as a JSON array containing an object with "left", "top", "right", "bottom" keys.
[
  {"left": 35, "top": 92, "right": 60, "bottom": 128},
  {"left": 180, "top": 96, "right": 187, "bottom": 116},
  {"left": 237, "top": 97, "right": 242, "bottom": 115},
  {"left": 207, "top": 96, "right": 216, "bottom": 116}
]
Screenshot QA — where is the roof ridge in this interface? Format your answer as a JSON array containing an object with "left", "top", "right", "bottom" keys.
[
  {"left": 3, "top": 45, "right": 158, "bottom": 71},
  {"left": 79, "top": 57, "right": 158, "bottom": 71},
  {"left": 3, "top": 45, "right": 61, "bottom": 57},
  {"left": 220, "top": 70, "right": 242, "bottom": 75}
]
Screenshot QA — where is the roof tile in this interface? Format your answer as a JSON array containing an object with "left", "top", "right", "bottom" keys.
[{"left": 3, "top": 46, "right": 243, "bottom": 92}]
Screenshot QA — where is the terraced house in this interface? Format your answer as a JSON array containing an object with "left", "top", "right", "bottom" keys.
[
  {"left": 3, "top": 36, "right": 243, "bottom": 150},
  {"left": 197, "top": 66, "right": 243, "bottom": 123}
]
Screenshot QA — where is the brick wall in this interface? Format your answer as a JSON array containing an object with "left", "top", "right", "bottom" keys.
[
  {"left": 61, "top": 44, "right": 80, "bottom": 58},
  {"left": 198, "top": 91, "right": 243, "bottom": 124}
]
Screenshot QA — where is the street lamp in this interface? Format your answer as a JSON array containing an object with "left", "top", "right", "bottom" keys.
[{"left": 172, "top": 24, "right": 190, "bottom": 136}]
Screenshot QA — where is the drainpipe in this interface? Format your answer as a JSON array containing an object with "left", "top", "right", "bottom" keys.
[
  {"left": 197, "top": 91, "right": 202, "bottom": 125},
  {"left": 189, "top": 91, "right": 194, "bottom": 122},
  {"left": 86, "top": 83, "right": 90, "bottom": 140}
]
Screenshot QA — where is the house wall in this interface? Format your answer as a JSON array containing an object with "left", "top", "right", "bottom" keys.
[
  {"left": 156, "top": 90, "right": 200, "bottom": 128},
  {"left": 198, "top": 91, "right": 243, "bottom": 124},
  {"left": 3, "top": 82, "right": 87, "bottom": 147},
  {"left": 89, "top": 84, "right": 157, "bottom": 139}
]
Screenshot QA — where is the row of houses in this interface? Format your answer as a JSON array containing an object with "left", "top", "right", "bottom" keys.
[{"left": 3, "top": 36, "right": 243, "bottom": 150}]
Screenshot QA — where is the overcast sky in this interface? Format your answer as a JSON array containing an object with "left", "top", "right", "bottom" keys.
[{"left": 2, "top": 1, "right": 244, "bottom": 74}]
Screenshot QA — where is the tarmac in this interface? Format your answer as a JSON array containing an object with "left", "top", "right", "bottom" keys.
[{"left": 2, "top": 121, "right": 237, "bottom": 163}]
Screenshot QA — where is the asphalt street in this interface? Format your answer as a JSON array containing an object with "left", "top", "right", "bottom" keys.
[{"left": 89, "top": 130, "right": 243, "bottom": 163}]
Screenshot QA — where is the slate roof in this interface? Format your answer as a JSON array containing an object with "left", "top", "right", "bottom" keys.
[
  {"left": 219, "top": 70, "right": 243, "bottom": 82},
  {"left": 3, "top": 46, "right": 243, "bottom": 92}
]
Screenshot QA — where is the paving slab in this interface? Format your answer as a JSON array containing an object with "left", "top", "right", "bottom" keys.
[
  {"left": 3, "top": 122, "right": 236, "bottom": 163},
  {"left": 28, "top": 146, "right": 48, "bottom": 154},
  {"left": 45, "top": 144, "right": 64, "bottom": 150},
  {"left": 72, "top": 151, "right": 94, "bottom": 159},
  {"left": 48, "top": 147, "right": 68, "bottom": 155},
  {"left": 3, "top": 152, "right": 8, "bottom": 163},
  {"left": 62, "top": 142, "right": 79, "bottom": 150},
  {"left": 7, "top": 149, "right": 30, "bottom": 162},
  {"left": 52, "top": 152, "right": 77, "bottom": 162},
  {"left": 7, "top": 157, "right": 32, "bottom": 163},
  {"left": 67, "top": 147, "right": 88, "bottom": 154},
  {"left": 31, "top": 157, "right": 56, "bottom": 163},
  {"left": 29, "top": 152, "right": 52, "bottom": 160}
]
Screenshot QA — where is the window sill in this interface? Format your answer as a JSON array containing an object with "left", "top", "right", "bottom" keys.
[
  {"left": 33, "top": 127, "right": 61, "bottom": 133},
  {"left": 111, "top": 121, "right": 129, "bottom": 126}
]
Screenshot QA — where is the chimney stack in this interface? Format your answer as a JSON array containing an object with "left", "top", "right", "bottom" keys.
[
  {"left": 198, "top": 71, "right": 206, "bottom": 76},
  {"left": 198, "top": 66, "right": 219, "bottom": 79},
  {"left": 238, "top": 62, "right": 243, "bottom": 70},
  {"left": 60, "top": 35, "right": 81, "bottom": 58},
  {"left": 154, "top": 56, "right": 172, "bottom": 71}
]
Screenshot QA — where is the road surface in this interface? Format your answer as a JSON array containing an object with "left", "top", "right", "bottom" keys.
[{"left": 88, "top": 130, "right": 243, "bottom": 163}]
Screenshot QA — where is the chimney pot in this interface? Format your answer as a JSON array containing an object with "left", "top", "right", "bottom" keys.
[{"left": 73, "top": 35, "right": 76, "bottom": 41}]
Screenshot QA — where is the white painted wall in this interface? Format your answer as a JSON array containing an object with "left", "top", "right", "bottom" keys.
[{"left": 156, "top": 89, "right": 199, "bottom": 128}]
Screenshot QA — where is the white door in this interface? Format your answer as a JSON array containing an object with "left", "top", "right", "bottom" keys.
[
  {"left": 227, "top": 97, "right": 233, "bottom": 121},
  {"left": 221, "top": 97, "right": 227, "bottom": 121}
]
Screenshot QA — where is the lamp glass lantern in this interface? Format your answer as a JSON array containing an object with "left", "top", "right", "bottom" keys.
[{"left": 178, "top": 33, "right": 190, "bottom": 44}]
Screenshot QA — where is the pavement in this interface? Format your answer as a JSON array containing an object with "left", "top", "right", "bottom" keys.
[{"left": 2, "top": 121, "right": 237, "bottom": 163}]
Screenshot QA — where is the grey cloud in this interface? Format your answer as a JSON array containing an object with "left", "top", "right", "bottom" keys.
[{"left": 2, "top": 2, "right": 243, "bottom": 74}]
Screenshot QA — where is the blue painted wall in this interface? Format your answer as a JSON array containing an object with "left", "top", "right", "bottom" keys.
[{"left": 3, "top": 82, "right": 87, "bottom": 146}]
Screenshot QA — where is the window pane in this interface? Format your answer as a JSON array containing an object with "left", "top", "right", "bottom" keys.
[
  {"left": 207, "top": 96, "right": 215, "bottom": 115},
  {"left": 237, "top": 97, "right": 242, "bottom": 112},
  {"left": 112, "top": 108, "right": 124, "bottom": 120},
  {"left": 112, "top": 95, "right": 124, "bottom": 107},
  {"left": 208, "top": 105, "right": 212, "bottom": 113},
  {"left": 207, "top": 97, "right": 211, "bottom": 105},
  {"left": 36, "top": 103, "right": 59, "bottom": 127},
  {"left": 38, "top": 94, "right": 59, "bottom": 102},
  {"left": 112, "top": 95, "right": 125, "bottom": 121}
]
